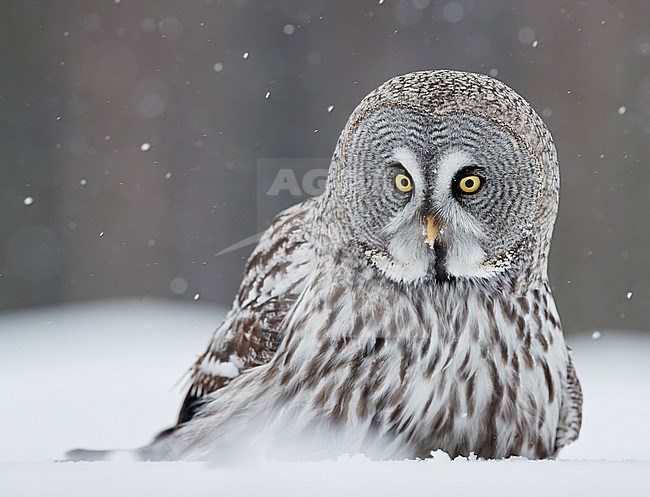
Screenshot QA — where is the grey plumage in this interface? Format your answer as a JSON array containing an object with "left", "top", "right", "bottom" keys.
[{"left": 146, "top": 70, "right": 583, "bottom": 461}]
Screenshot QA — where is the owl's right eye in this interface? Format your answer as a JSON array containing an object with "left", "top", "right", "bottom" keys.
[{"left": 395, "top": 173, "right": 413, "bottom": 193}]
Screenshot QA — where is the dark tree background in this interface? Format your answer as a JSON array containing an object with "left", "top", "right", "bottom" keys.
[{"left": 0, "top": 0, "right": 648, "bottom": 334}]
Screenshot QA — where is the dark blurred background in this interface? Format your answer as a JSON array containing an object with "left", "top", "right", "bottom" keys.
[{"left": 0, "top": 0, "right": 648, "bottom": 333}]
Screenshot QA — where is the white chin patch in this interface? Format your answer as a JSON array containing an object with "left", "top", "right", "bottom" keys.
[
  {"left": 367, "top": 249, "right": 428, "bottom": 283},
  {"left": 443, "top": 231, "right": 499, "bottom": 279},
  {"left": 368, "top": 225, "right": 429, "bottom": 283}
]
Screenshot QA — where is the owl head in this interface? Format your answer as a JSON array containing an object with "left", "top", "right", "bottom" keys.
[{"left": 322, "top": 70, "right": 559, "bottom": 286}]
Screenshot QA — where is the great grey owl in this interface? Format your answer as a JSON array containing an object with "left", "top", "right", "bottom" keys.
[{"left": 71, "top": 70, "right": 582, "bottom": 461}]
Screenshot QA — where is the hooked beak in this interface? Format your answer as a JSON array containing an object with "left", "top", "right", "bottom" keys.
[{"left": 423, "top": 215, "right": 442, "bottom": 248}]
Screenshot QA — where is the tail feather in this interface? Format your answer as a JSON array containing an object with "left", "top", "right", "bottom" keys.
[
  {"left": 65, "top": 448, "right": 131, "bottom": 462},
  {"left": 65, "top": 426, "right": 180, "bottom": 461}
]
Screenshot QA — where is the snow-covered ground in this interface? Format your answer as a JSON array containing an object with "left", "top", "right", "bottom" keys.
[{"left": 0, "top": 300, "right": 648, "bottom": 496}]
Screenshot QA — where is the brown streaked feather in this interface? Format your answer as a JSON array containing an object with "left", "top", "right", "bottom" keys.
[
  {"left": 176, "top": 198, "right": 317, "bottom": 425},
  {"left": 554, "top": 352, "right": 583, "bottom": 452}
]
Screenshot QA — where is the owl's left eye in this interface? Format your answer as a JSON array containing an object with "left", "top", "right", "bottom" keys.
[
  {"left": 395, "top": 173, "right": 413, "bottom": 193},
  {"left": 457, "top": 175, "right": 481, "bottom": 194},
  {"left": 452, "top": 168, "right": 484, "bottom": 196}
]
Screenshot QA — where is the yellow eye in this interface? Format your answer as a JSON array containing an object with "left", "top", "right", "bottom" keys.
[
  {"left": 458, "top": 175, "right": 481, "bottom": 194},
  {"left": 395, "top": 173, "right": 413, "bottom": 193}
]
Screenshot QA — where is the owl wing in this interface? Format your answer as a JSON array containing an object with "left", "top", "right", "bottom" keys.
[
  {"left": 554, "top": 352, "right": 583, "bottom": 452},
  {"left": 176, "top": 198, "right": 318, "bottom": 425}
]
